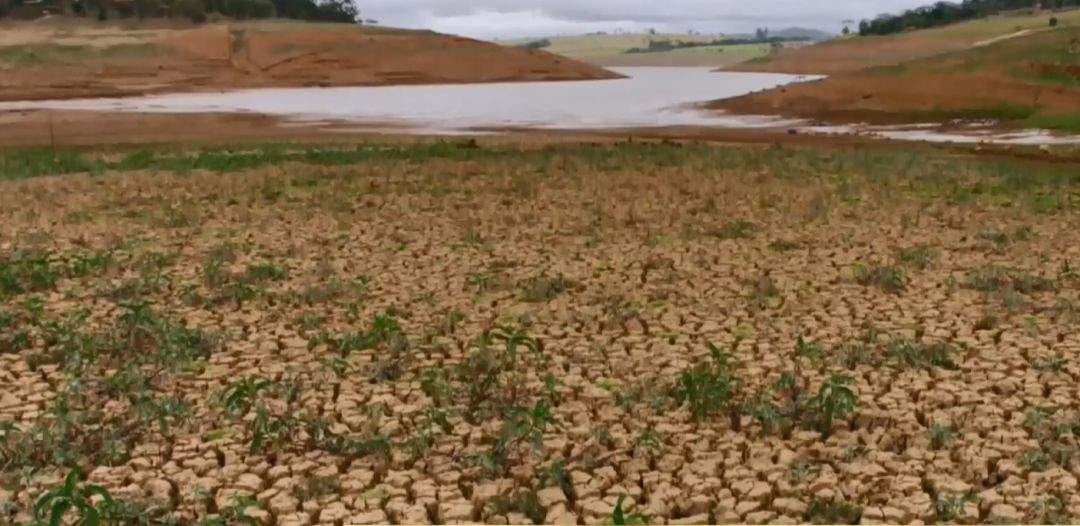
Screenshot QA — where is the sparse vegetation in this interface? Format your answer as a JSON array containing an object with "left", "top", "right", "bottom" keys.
[
  {"left": 854, "top": 263, "right": 907, "bottom": 294},
  {"left": 673, "top": 342, "right": 742, "bottom": 423},
  {"left": 0, "top": 139, "right": 1077, "bottom": 523}
]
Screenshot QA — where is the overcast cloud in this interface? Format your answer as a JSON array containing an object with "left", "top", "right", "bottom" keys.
[{"left": 360, "top": 0, "right": 934, "bottom": 40}]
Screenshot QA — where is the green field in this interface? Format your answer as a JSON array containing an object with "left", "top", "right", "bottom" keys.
[{"left": 504, "top": 33, "right": 773, "bottom": 67}]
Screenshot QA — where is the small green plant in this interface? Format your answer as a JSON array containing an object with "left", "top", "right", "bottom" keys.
[
  {"left": 768, "top": 239, "right": 800, "bottom": 251},
  {"left": 247, "top": 405, "right": 299, "bottom": 454},
  {"left": 611, "top": 494, "right": 648, "bottom": 525},
  {"left": 295, "top": 475, "right": 342, "bottom": 501},
  {"left": 218, "top": 377, "right": 274, "bottom": 418},
  {"left": 487, "top": 490, "right": 546, "bottom": 525},
  {"left": 934, "top": 493, "right": 976, "bottom": 523},
  {"left": 787, "top": 461, "right": 820, "bottom": 485},
  {"left": 977, "top": 227, "right": 1010, "bottom": 247},
  {"left": 672, "top": 343, "right": 741, "bottom": 423},
  {"left": 490, "top": 325, "right": 541, "bottom": 364},
  {"left": 929, "top": 423, "right": 956, "bottom": 450},
  {"left": 965, "top": 265, "right": 1054, "bottom": 293},
  {"left": 66, "top": 250, "right": 113, "bottom": 278},
  {"left": 886, "top": 338, "right": 956, "bottom": 370},
  {"left": 712, "top": 219, "right": 755, "bottom": 240},
  {"left": 406, "top": 407, "right": 451, "bottom": 459},
  {"left": 196, "top": 495, "right": 260, "bottom": 526},
  {"left": 805, "top": 498, "right": 861, "bottom": 524},
  {"left": 854, "top": 263, "right": 906, "bottom": 294},
  {"left": 1032, "top": 494, "right": 1070, "bottom": 524},
  {"left": 475, "top": 399, "right": 559, "bottom": 476},
  {"left": 245, "top": 262, "right": 287, "bottom": 282},
  {"left": 420, "top": 368, "right": 455, "bottom": 407},
  {"left": 794, "top": 335, "right": 824, "bottom": 363},
  {"left": 1033, "top": 354, "right": 1067, "bottom": 373},
  {"left": 1021, "top": 447, "right": 1051, "bottom": 472},
  {"left": 34, "top": 468, "right": 118, "bottom": 526},
  {"left": 749, "top": 391, "right": 789, "bottom": 437},
  {"left": 804, "top": 374, "right": 856, "bottom": 438},
  {"left": 535, "top": 459, "right": 573, "bottom": 497},
  {"left": 0, "top": 310, "right": 31, "bottom": 354},
  {"left": 520, "top": 275, "right": 576, "bottom": 302},
  {"left": 896, "top": 244, "right": 938, "bottom": 269},
  {"left": 0, "top": 253, "right": 57, "bottom": 297}
]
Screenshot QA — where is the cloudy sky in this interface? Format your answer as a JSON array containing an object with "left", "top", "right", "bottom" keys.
[{"left": 360, "top": 0, "right": 933, "bottom": 40}]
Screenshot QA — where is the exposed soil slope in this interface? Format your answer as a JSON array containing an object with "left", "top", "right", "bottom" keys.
[
  {"left": 713, "top": 26, "right": 1080, "bottom": 131},
  {"left": 728, "top": 9, "right": 1080, "bottom": 74},
  {"left": 0, "top": 19, "right": 620, "bottom": 101}
]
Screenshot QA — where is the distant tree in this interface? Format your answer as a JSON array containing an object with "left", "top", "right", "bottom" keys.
[
  {"left": 518, "top": 38, "right": 551, "bottom": 49},
  {"left": 755, "top": 27, "right": 770, "bottom": 41},
  {"left": 858, "top": 0, "right": 1080, "bottom": 36},
  {"left": 312, "top": 0, "right": 357, "bottom": 22},
  {"left": 1049, "top": 16, "right": 1058, "bottom": 26},
  {"left": 842, "top": 25, "right": 850, "bottom": 35}
]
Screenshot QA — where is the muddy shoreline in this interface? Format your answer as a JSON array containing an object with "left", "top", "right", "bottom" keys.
[{"left": 2, "top": 109, "right": 1077, "bottom": 169}]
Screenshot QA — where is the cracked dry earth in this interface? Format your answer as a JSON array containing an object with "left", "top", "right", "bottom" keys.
[{"left": 1, "top": 141, "right": 1080, "bottom": 525}]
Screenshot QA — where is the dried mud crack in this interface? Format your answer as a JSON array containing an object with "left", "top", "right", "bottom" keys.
[{"left": 0, "top": 140, "right": 1079, "bottom": 524}]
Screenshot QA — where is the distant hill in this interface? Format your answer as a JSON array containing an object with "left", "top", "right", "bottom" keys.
[
  {"left": 502, "top": 27, "right": 830, "bottom": 67},
  {"left": 771, "top": 27, "right": 834, "bottom": 41}
]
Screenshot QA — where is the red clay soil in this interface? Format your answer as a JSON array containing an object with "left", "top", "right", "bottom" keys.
[
  {"left": 710, "top": 70, "right": 1080, "bottom": 126},
  {"left": 0, "top": 20, "right": 621, "bottom": 102},
  {"left": 713, "top": 27, "right": 1080, "bottom": 128}
]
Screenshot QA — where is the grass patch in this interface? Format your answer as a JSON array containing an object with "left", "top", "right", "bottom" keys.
[
  {"left": 965, "top": 265, "right": 1055, "bottom": 293},
  {"left": 0, "top": 43, "right": 155, "bottom": 67},
  {"left": 854, "top": 264, "right": 906, "bottom": 294},
  {"left": 1024, "top": 112, "right": 1080, "bottom": 133},
  {"left": 944, "top": 103, "right": 1039, "bottom": 121}
]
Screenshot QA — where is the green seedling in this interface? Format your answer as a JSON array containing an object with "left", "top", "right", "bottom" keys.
[
  {"left": 805, "top": 374, "right": 857, "bottom": 438},
  {"left": 611, "top": 494, "right": 648, "bottom": 525},
  {"left": 673, "top": 343, "right": 740, "bottom": 423},
  {"left": 34, "top": 468, "right": 117, "bottom": 526}
]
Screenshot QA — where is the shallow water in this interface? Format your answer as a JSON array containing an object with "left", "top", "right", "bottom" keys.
[
  {"left": 0, "top": 67, "right": 812, "bottom": 130},
  {"left": 2, "top": 66, "right": 1077, "bottom": 144}
]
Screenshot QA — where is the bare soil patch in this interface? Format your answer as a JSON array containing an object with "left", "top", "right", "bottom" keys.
[
  {"left": 0, "top": 19, "right": 619, "bottom": 102},
  {"left": 1, "top": 140, "right": 1079, "bottom": 524}
]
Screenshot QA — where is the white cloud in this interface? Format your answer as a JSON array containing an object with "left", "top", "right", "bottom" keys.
[{"left": 361, "top": 0, "right": 933, "bottom": 39}]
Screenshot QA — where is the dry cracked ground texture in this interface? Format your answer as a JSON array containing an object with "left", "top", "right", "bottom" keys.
[{"left": 1, "top": 142, "right": 1080, "bottom": 525}]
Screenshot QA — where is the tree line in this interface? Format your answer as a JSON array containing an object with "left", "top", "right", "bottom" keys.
[
  {"left": 625, "top": 30, "right": 810, "bottom": 55},
  {"left": 859, "top": 0, "right": 1078, "bottom": 36},
  {"left": 0, "top": 0, "right": 358, "bottom": 23}
]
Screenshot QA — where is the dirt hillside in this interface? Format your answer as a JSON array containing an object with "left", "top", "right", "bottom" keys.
[
  {"left": 0, "top": 19, "right": 621, "bottom": 101},
  {"left": 713, "top": 25, "right": 1080, "bottom": 132},
  {"left": 728, "top": 9, "right": 1080, "bottom": 75}
]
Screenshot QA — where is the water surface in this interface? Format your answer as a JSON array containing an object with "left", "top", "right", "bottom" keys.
[
  {"left": 0, "top": 67, "right": 811, "bottom": 131},
  {"left": 2, "top": 67, "right": 1077, "bottom": 144}
]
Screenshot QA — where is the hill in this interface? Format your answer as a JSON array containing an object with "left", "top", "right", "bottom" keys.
[
  {"left": 772, "top": 27, "right": 834, "bottom": 40},
  {"left": 713, "top": 24, "right": 1080, "bottom": 131},
  {"left": 505, "top": 30, "right": 826, "bottom": 67},
  {"left": 0, "top": 19, "right": 619, "bottom": 102},
  {"left": 729, "top": 8, "right": 1080, "bottom": 74}
]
